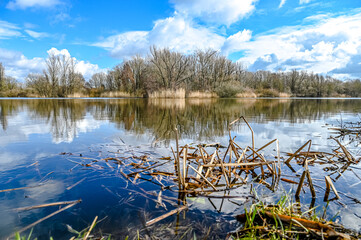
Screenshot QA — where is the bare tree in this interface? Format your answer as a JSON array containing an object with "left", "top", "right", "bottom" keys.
[
  {"left": 193, "top": 49, "right": 218, "bottom": 90},
  {"left": 66, "top": 58, "right": 84, "bottom": 95},
  {"left": 128, "top": 55, "right": 148, "bottom": 91},
  {"left": 0, "top": 63, "right": 5, "bottom": 91},
  {"left": 120, "top": 62, "right": 135, "bottom": 92},
  {"left": 211, "top": 56, "right": 235, "bottom": 89},
  {"left": 44, "top": 53, "right": 60, "bottom": 97},
  {"left": 42, "top": 51, "right": 84, "bottom": 96},
  {"left": 287, "top": 70, "right": 307, "bottom": 95},
  {"left": 89, "top": 72, "right": 107, "bottom": 89},
  {"left": 150, "top": 46, "right": 191, "bottom": 89},
  {"left": 26, "top": 73, "right": 50, "bottom": 97}
]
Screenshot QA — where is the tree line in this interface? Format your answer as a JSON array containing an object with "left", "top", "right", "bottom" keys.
[{"left": 1, "top": 47, "right": 361, "bottom": 97}]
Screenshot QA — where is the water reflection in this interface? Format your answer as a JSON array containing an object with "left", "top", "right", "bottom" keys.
[
  {"left": 1, "top": 98, "right": 361, "bottom": 238},
  {"left": 1, "top": 98, "right": 360, "bottom": 144}
]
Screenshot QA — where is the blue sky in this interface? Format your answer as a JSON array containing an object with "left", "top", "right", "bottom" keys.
[{"left": 0, "top": 0, "right": 361, "bottom": 81}]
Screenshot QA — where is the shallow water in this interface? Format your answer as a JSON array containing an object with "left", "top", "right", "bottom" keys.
[{"left": 0, "top": 98, "right": 360, "bottom": 239}]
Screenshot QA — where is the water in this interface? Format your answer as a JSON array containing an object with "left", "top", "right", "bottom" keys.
[{"left": 0, "top": 98, "right": 360, "bottom": 239}]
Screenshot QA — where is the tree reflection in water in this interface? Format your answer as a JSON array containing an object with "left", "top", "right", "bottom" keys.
[{"left": 0, "top": 98, "right": 360, "bottom": 143}]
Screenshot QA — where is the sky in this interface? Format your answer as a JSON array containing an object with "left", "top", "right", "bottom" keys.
[{"left": 0, "top": 0, "right": 361, "bottom": 81}]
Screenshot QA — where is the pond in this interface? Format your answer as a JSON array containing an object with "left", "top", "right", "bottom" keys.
[{"left": 0, "top": 98, "right": 360, "bottom": 239}]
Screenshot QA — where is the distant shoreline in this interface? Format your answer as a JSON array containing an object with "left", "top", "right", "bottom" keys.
[{"left": 1, "top": 96, "right": 361, "bottom": 100}]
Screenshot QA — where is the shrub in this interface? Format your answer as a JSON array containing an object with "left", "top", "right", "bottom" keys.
[
  {"left": 256, "top": 88, "right": 280, "bottom": 97},
  {"left": 215, "top": 81, "right": 242, "bottom": 98}
]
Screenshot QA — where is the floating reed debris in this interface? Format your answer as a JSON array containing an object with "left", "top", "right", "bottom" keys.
[
  {"left": 63, "top": 116, "right": 359, "bottom": 206},
  {"left": 0, "top": 184, "right": 44, "bottom": 193},
  {"left": 285, "top": 138, "right": 359, "bottom": 166},
  {"left": 9, "top": 199, "right": 81, "bottom": 238},
  {"left": 328, "top": 117, "right": 361, "bottom": 140},
  {"left": 168, "top": 116, "right": 281, "bottom": 195},
  {"left": 66, "top": 177, "right": 87, "bottom": 190},
  {"left": 14, "top": 199, "right": 82, "bottom": 212},
  {"left": 146, "top": 205, "right": 188, "bottom": 226}
]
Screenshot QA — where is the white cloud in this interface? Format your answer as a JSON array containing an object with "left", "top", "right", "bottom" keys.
[
  {"left": 7, "top": 0, "right": 60, "bottom": 9},
  {"left": 94, "top": 15, "right": 228, "bottom": 59},
  {"left": 0, "top": 48, "right": 45, "bottom": 80},
  {"left": 222, "top": 30, "right": 252, "bottom": 55},
  {"left": 75, "top": 60, "right": 103, "bottom": 79},
  {"left": 47, "top": 47, "right": 103, "bottom": 79},
  {"left": 94, "top": 31, "right": 149, "bottom": 59},
  {"left": 94, "top": 14, "right": 252, "bottom": 59},
  {"left": 23, "top": 22, "right": 38, "bottom": 29},
  {"left": 47, "top": 47, "right": 71, "bottom": 58},
  {"left": 0, "top": 47, "right": 104, "bottom": 81},
  {"left": 279, "top": 0, "right": 286, "bottom": 8},
  {"left": 93, "top": 0, "right": 257, "bottom": 61},
  {"left": 52, "top": 12, "right": 71, "bottom": 24},
  {"left": 0, "top": 20, "right": 21, "bottom": 39},
  {"left": 235, "top": 11, "right": 361, "bottom": 78},
  {"left": 148, "top": 15, "right": 225, "bottom": 52},
  {"left": 171, "top": 0, "right": 257, "bottom": 26},
  {"left": 299, "top": 0, "right": 312, "bottom": 4},
  {"left": 25, "top": 29, "right": 49, "bottom": 39}
]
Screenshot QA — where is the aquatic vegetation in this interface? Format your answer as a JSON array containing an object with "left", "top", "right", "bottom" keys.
[{"left": 231, "top": 194, "right": 360, "bottom": 239}]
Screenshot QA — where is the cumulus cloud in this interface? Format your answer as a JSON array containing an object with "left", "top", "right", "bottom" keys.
[
  {"left": 47, "top": 47, "right": 103, "bottom": 79},
  {"left": 7, "top": 0, "right": 61, "bottom": 10},
  {"left": 0, "top": 48, "right": 45, "bottom": 80},
  {"left": 93, "top": 0, "right": 257, "bottom": 59},
  {"left": 148, "top": 15, "right": 225, "bottom": 52},
  {"left": 94, "top": 14, "right": 251, "bottom": 59},
  {"left": 94, "top": 31, "right": 149, "bottom": 59},
  {"left": 0, "top": 20, "right": 21, "bottom": 39},
  {"left": 222, "top": 30, "right": 252, "bottom": 55},
  {"left": 0, "top": 47, "right": 104, "bottom": 81},
  {"left": 171, "top": 0, "right": 257, "bottom": 26},
  {"left": 236, "top": 11, "right": 361, "bottom": 78},
  {"left": 94, "top": 15, "right": 229, "bottom": 59},
  {"left": 331, "top": 52, "right": 361, "bottom": 77}
]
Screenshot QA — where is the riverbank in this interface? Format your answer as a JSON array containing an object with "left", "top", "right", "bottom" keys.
[{"left": 1, "top": 88, "right": 353, "bottom": 98}]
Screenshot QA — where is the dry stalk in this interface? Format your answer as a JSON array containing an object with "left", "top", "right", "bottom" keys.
[
  {"left": 188, "top": 164, "right": 217, "bottom": 190},
  {"left": 8, "top": 200, "right": 81, "bottom": 238},
  {"left": 285, "top": 140, "right": 312, "bottom": 164},
  {"left": 83, "top": 216, "right": 98, "bottom": 240},
  {"left": 174, "top": 127, "right": 183, "bottom": 189},
  {"left": 15, "top": 199, "right": 81, "bottom": 212},
  {"left": 331, "top": 137, "right": 355, "bottom": 163},
  {"left": 324, "top": 176, "right": 340, "bottom": 201},
  {"left": 146, "top": 205, "right": 188, "bottom": 226}
]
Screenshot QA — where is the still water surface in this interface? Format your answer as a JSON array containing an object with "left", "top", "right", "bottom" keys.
[{"left": 0, "top": 98, "right": 360, "bottom": 239}]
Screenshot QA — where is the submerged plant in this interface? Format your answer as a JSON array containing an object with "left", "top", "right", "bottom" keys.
[{"left": 14, "top": 229, "right": 35, "bottom": 240}]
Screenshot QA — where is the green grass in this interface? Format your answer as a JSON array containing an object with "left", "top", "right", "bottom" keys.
[{"left": 232, "top": 193, "right": 355, "bottom": 240}]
